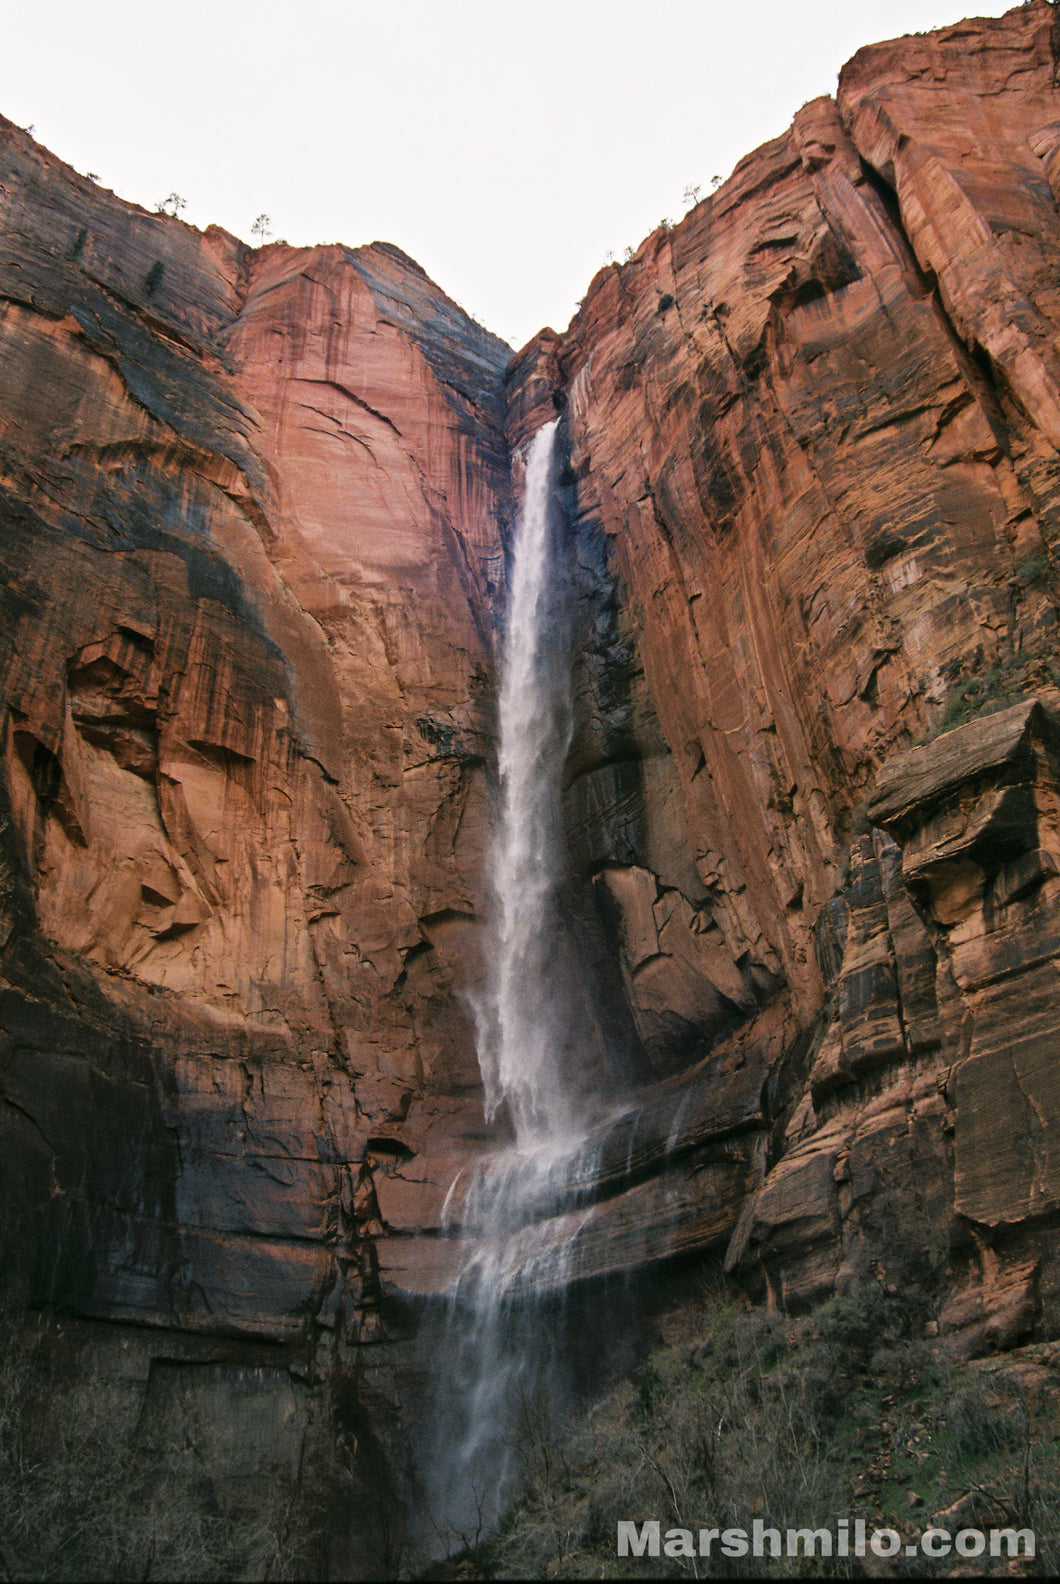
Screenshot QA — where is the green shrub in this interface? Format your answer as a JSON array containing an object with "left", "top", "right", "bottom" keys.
[
  {"left": 144, "top": 259, "right": 164, "bottom": 294},
  {"left": 945, "top": 1380, "right": 1025, "bottom": 1458},
  {"left": 462, "top": 1280, "right": 1060, "bottom": 1579},
  {"left": 1016, "top": 552, "right": 1050, "bottom": 583},
  {"left": 933, "top": 651, "right": 1036, "bottom": 735},
  {"left": 814, "top": 1281, "right": 894, "bottom": 1359},
  {"left": 69, "top": 226, "right": 87, "bottom": 262},
  {"left": 656, "top": 292, "right": 675, "bottom": 314}
]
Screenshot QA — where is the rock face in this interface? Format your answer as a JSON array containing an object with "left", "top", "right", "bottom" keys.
[
  {"left": 0, "top": 113, "right": 513, "bottom": 1358},
  {"left": 526, "top": 0, "right": 1060, "bottom": 1345},
  {"left": 728, "top": 700, "right": 1060, "bottom": 1347},
  {"left": 5, "top": 0, "right": 1060, "bottom": 1565}
]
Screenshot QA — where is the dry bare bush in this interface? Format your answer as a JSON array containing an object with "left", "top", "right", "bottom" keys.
[{"left": 0, "top": 1306, "right": 319, "bottom": 1581}]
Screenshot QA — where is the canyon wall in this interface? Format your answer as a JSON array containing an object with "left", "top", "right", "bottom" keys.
[
  {"left": 5, "top": 0, "right": 1060, "bottom": 1563},
  {"left": 0, "top": 110, "right": 515, "bottom": 1556},
  {"left": 514, "top": 0, "right": 1060, "bottom": 1348}
]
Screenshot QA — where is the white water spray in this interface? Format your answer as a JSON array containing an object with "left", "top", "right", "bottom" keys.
[
  {"left": 414, "top": 420, "right": 676, "bottom": 1560},
  {"left": 475, "top": 417, "right": 577, "bottom": 1146}
]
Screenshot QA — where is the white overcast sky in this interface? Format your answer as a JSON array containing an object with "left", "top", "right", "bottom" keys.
[{"left": 4, "top": 0, "right": 1014, "bottom": 350}]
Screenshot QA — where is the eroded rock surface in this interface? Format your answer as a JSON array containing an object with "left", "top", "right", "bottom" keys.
[
  {"left": 0, "top": 112, "right": 513, "bottom": 1356},
  {"left": 513, "top": 0, "right": 1060, "bottom": 1346}
]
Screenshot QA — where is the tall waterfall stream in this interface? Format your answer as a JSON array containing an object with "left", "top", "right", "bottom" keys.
[
  {"left": 418, "top": 419, "right": 616, "bottom": 1550},
  {"left": 475, "top": 418, "right": 579, "bottom": 1145}
]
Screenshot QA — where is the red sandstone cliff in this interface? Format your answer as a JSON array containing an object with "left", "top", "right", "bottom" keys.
[
  {"left": 522, "top": 0, "right": 1060, "bottom": 1342},
  {"left": 5, "top": 0, "right": 1060, "bottom": 1560},
  {"left": 0, "top": 114, "right": 513, "bottom": 1352}
]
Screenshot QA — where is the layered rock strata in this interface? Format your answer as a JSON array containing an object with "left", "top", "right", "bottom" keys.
[
  {"left": 504, "top": 0, "right": 1060, "bottom": 1340},
  {"left": 730, "top": 701, "right": 1060, "bottom": 1346}
]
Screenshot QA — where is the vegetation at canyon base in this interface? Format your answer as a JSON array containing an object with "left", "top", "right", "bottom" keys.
[
  {"left": 0, "top": 1304, "right": 325, "bottom": 1582},
  {"left": 4, "top": 1279, "right": 1060, "bottom": 1580},
  {"left": 431, "top": 1279, "right": 1060, "bottom": 1581}
]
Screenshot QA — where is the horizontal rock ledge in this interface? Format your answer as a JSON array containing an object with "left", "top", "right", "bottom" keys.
[
  {"left": 371, "top": 1038, "right": 768, "bottom": 1241},
  {"left": 375, "top": 1142, "right": 755, "bottom": 1302}
]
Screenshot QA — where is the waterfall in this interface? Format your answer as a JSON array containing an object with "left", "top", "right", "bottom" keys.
[
  {"left": 408, "top": 419, "right": 676, "bottom": 1567},
  {"left": 420, "top": 419, "right": 601, "bottom": 1549},
  {"left": 475, "top": 416, "right": 576, "bottom": 1145}
]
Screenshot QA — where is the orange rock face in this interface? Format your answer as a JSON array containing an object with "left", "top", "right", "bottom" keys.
[
  {"left": 0, "top": 114, "right": 512, "bottom": 1343},
  {"left": 520, "top": 0, "right": 1060, "bottom": 1337}
]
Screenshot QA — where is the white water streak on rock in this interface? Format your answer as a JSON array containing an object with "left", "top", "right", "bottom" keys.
[
  {"left": 475, "top": 418, "right": 578, "bottom": 1147},
  {"left": 431, "top": 420, "right": 603, "bottom": 1523}
]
